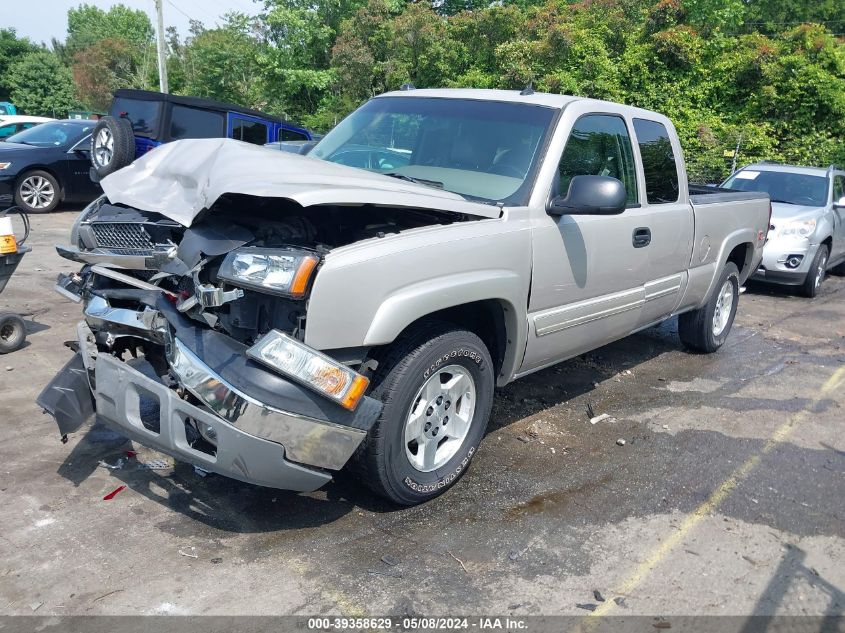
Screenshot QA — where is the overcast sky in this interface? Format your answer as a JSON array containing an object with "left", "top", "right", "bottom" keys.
[{"left": 6, "top": 0, "right": 260, "bottom": 45}]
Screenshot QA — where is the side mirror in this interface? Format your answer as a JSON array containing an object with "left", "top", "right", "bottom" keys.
[
  {"left": 548, "top": 175, "right": 627, "bottom": 216},
  {"left": 834, "top": 196, "right": 845, "bottom": 210},
  {"left": 299, "top": 141, "right": 318, "bottom": 155}
]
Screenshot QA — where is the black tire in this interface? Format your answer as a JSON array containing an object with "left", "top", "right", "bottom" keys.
[
  {"left": 91, "top": 116, "right": 135, "bottom": 179},
  {"left": 0, "top": 313, "right": 27, "bottom": 354},
  {"left": 800, "top": 244, "right": 829, "bottom": 298},
  {"left": 350, "top": 321, "right": 495, "bottom": 505},
  {"left": 14, "top": 170, "right": 60, "bottom": 213},
  {"left": 679, "top": 262, "right": 740, "bottom": 353}
]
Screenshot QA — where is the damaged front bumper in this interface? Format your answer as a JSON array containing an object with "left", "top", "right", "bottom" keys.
[{"left": 38, "top": 290, "right": 382, "bottom": 493}]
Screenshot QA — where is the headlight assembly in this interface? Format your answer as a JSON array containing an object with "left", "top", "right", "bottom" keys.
[
  {"left": 778, "top": 219, "right": 816, "bottom": 239},
  {"left": 217, "top": 247, "right": 319, "bottom": 298},
  {"left": 247, "top": 330, "right": 369, "bottom": 410}
]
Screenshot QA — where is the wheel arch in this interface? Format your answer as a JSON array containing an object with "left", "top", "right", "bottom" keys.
[
  {"left": 725, "top": 241, "right": 754, "bottom": 283},
  {"left": 360, "top": 272, "right": 527, "bottom": 387}
]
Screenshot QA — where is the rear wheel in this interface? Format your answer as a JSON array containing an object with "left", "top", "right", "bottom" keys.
[
  {"left": 350, "top": 322, "right": 495, "bottom": 505},
  {"left": 91, "top": 116, "right": 135, "bottom": 179},
  {"left": 0, "top": 313, "right": 26, "bottom": 354},
  {"left": 800, "top": 244, "right": 829, "bottom": 298},
  {"left": 679, "top": 262, "right": 740, "bottom": 353},
  {"left": 15, "top": 170, "right": 60, "bottom": 213}
]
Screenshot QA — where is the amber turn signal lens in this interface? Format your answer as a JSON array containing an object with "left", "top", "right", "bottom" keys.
[{"left": 290, "top": 255, "right": 319, "bottom": 298}]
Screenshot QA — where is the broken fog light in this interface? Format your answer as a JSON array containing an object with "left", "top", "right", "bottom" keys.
[
  {"left": 246, "top": 331, "right": 369, "bottom": 410},
  {"left": 217, "top": 247, "right": 319, "bottom": 299}
]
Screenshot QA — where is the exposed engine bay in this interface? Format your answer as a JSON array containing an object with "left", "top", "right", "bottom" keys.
[{"left": 63, "top": 194, "right": 472, "bottom": 349}]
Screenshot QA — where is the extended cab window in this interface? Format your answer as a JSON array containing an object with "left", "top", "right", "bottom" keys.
[
  {"left": 169, "top": 105, "right": 225, "bottom": 141},
  {"left": 633, "top": 118, "right": 679, "bottom": 203},
  {"left": 232, "top": 118, "right": 268, "bottom": 145},
  {"left": 281, "top": 128, "right": 308, "bottom": 141},
  {"left": 558, "top": 114, "right": 638, "bottom": 205}
]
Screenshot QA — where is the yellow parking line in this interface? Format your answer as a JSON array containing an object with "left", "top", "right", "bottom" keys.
[{"left": 590, "top": 365, "right": 845, "bottom": 617}]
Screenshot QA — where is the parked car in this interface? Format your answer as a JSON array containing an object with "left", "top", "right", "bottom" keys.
[
  {"left": 90, "top": 89, "right": 313, "bottom": 180},
  {"left": 0, "top": 102, "right": 16, "bottom": 116},
  {"left": 0, "top": 115, "right": 55, "bottom": 141},
  {"left": 0, "top": 119, "right": 101, "bottom": 213},
  {"left": 40, "top": 89, "right": 770, "bottom": 505},
  {"left": 722, "top": 163, "right": 845, "bottom": 297}
]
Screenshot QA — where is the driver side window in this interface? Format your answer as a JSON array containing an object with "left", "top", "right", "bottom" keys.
[{"left": 558, "top": 114, "right": 638, "bottom": 205}]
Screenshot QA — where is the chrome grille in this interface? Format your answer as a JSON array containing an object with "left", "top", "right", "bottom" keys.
[{"left": 91, "top": 222, "right": 155, "bottom": 255}]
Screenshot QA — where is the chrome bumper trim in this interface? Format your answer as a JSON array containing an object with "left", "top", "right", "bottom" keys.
[
  {"left": 93, "top": 353, "right": 331, "bottom": 492},
  {"left": 84, "top": 295, "right": 167, "bottom": 344},
  {"left": 166, "top": 337, "right": 366, "bottom": 470}
]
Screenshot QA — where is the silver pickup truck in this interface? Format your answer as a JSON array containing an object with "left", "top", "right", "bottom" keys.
[{"left": 39, "top": 89, "right": 770, "bottom": 505}]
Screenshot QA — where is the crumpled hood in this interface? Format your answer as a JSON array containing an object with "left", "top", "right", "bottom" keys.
[{"left": 100, "top": 138, "right": 501, "bottom": 225}]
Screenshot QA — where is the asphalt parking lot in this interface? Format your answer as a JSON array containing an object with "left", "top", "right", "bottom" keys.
[{"left": 1, "top": 210, "right": 843, "bottom": 617}]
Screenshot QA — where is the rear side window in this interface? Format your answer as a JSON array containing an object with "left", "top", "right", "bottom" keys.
[
  {"left": 111, "top": 97, "right": 161, "bottom": 136},
  {"left": 169, "top": 105, "right": 225, "bottom": 141},
  {"left": 232, "top": 117, "right": 268, "bottom": 145},
  {"left": 280, "top": 128, "right": 308, "bottom": 141},
  {"left": 633, "top": 119, "right": 679, "bottom": 203},
  {"left": 558, "top": 114, "right": 638, "bottom": 205}
]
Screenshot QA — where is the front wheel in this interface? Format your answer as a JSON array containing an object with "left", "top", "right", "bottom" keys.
[
  {"left": 350, "top": 322, "right": 495, "bottom": 505},
  {"left": 800, "top": 244, "right": 829, "bottom": 298},
  {"left": 679, "top": 262, "right": 740, "bottom": 353},
  {"left": 15, "top": 170, "right": 60, "bottom": 213}
]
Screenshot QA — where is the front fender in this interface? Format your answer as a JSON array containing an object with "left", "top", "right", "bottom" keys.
[{"left": 303, "top": 217, "right": 533, "bottom": 382}]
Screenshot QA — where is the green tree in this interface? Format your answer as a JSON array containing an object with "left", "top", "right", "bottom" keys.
[
  {"left": 66, "top": 3, "right": 154, "bottom": 53},
  {"left": 180, "top": 14, "right": 267, "bottom": 109},
  {"left": 8, "top": 50, "right": 76, "bottom": 117},
  {"left": 0, "top": 28, "right": 38, "bottom": 102}
]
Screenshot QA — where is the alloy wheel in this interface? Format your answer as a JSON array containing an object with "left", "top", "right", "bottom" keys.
[
  {"left": 19, "top": 176, "right": 55, "bottom": 210},
  {"left": 404, "top": 365, "right": 476, "bottom": 472},
  {"left": 712, "top": 279, "right": 735, "bottom": 337}
]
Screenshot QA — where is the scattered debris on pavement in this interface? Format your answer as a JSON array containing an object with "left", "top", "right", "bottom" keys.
[
  {"left": 98, "top": 458, "right": 125, "bottom": 470},
  {"left": 593, "top": 589, "right": 605, "bottom": 602},
  {"left": 178, "top": 547, "right": 198, "bottom": 559},
  {"left": 576, "top": 603, "right": 597, "bottom": 612},
  {"left": 139, "top": 459, "right": 170, "bottom": 470},
  {"left": 381, "top": 554, "right": 399, "bottom": 567},
  {"left": 616, "top": 438, "right": 626, "bottom": 446},
  {"left": 447, "top": 551, "right": 469, "bottom": 574},
  {"left": 590, "top": 413, "right": 611, "bottom": 425},
  {"left": 102, "top": 485, "right": 126, "bottom": 500}
]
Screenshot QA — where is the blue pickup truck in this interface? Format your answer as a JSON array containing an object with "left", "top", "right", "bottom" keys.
[{"left": 90, "top": 89, "right": 312, "bottom": 180}]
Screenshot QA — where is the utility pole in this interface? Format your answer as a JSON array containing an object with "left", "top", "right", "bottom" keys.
[{"left": 154, "top": 0, "right": 169, "bottom": 93}]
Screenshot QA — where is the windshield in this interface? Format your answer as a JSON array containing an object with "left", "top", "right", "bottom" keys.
[
  {"left": 312, "top": 96, "right": 556, "bottom": 204},
  {"left": 723, "top": 169, "right": 828, "bottom": 207},
  {"left": 6, "top": 121, "right": 93, "bottom": 148},
  {"left": 111, "top": 97, "right": 161, "bottom": 136}
]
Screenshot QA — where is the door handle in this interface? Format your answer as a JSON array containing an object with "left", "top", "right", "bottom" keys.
[{"left": 633, "top": 227, "right": 651, "bottom": 248}]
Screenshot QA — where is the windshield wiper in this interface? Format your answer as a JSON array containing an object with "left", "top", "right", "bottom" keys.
[
  {"left": 383, "top": 173, "right": 444, "bottom": 189},
  {"left": 770, "top": 198, "right": 795, "bottom": 205}
]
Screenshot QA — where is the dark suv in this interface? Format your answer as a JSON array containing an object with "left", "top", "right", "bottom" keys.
[{"left": 90, "top": 89, "right": 312, "bottom": 180}]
